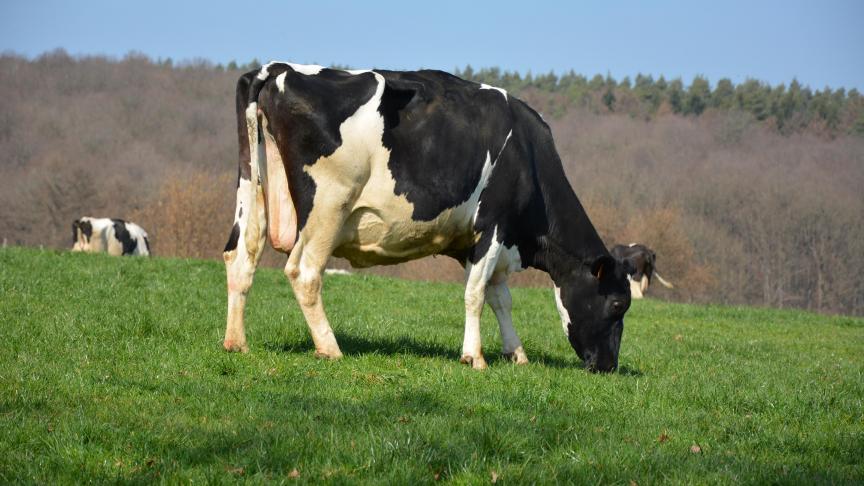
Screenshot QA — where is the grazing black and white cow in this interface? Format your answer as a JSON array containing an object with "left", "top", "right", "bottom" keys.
[
  {"left": 222, "top": 62, "right": 631, "bottom": 372},
  {"left": 610, "top": 243, "right": 673, "bottom": 299},
  {"left": 72, "top": 217, "right": 150, "bottom": 256}
]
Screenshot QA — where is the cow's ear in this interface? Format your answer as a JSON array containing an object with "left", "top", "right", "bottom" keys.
[{"left": 590, "top": 255, "right": 615, "bottom": 280}]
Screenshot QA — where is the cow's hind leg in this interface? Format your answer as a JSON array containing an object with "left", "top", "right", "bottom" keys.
[
  {"left": 223, "top": 179, "right": 267, "bottom": 352},
  {"left": 485, "top": 272, "right": 529, "bottom": 364},
  {"left": 284, "top": 204, "right": 351, "bottom": 360}
]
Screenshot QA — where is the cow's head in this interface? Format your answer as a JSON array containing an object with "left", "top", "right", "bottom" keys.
[
  {"left": 71, "top": 218, "right": 92, "bottom": 252},
  {"left": 554, "top": 255, "right": 631, "bottom": 373}
]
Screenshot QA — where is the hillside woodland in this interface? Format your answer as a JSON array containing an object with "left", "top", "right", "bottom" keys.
[{"left": 2, "top": 50, "right": 862, "bottom": 315}]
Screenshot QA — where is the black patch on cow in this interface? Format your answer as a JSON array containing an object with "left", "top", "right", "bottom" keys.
[
  {"left": 143, "top": 236, "right": 151, "bottom": 255},
  {"left": 379, "top": 78, "right": 420, "bottom": 139},
  {"left": 376, "top": 70, "right": 512, "bottom": 221},
  {"left": 111, "top": 219, "right": 137, "bottom": 255},
  {"left": 466, "top": 227, "right": 496, "bottom": 265},
  {"left": 79, "top": 220, "right": 93, "bottom": 243},
  {"left": 238, "top": 207, "right": 243, "bottom": 219},
  {"left": 72, "top": 219, "right": 80, "bottom": 244},
  {"left": 224, "top": 222, "right": 240, "bottom": 252}
]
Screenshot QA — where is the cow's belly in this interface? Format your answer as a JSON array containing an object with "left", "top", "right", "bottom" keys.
[{"left": 334, "top": 196, "right": 478, "bottom": 267}]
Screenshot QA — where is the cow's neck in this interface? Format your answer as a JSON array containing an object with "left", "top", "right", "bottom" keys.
[{"left": 527, "top": 157, "right": 608, "bottom": 285}]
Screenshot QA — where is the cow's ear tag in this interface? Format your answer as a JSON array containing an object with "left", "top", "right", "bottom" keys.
[{"left": 590, "top": 256, "right": 613, "bottom": 280}]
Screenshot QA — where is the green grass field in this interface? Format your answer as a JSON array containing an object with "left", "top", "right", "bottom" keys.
[{"left": 1, "top": 247, "right": 862, "bottom": 484}]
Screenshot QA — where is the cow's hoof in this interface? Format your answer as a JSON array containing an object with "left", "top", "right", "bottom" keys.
[
  {"left": 223, "top": 340, "right": 249, "bottom": 353},
  {"left": 314, "top": 349, "right": 343, "bottom": 360},
  {"left": 460, "top": 354, "right": 487, "bottom": 370},
  {"left": 503, "top": 347, "right": 529, "bottom": 365}
]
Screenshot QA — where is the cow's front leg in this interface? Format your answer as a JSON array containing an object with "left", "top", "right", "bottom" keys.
[
  {"left": 461, "top": 231, "right": 504, "bottom": 370},
  {"left": 486, "top": 272, "right": 529, "bottom": 364},
  {"left": 223, "top": 179, "right": 267, "bottom": 352}
]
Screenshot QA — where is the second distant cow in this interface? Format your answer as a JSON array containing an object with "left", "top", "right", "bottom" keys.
[
  {"left": 610, "top": 243, "right": 673, "bottom": 299},
  {"left": 72, "top": 217, "right": 151, "bottom": 256}
]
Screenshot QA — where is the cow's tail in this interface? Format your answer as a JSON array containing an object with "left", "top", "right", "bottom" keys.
[
  {"left": 654, "top": 270, "right": 674, "bottom": 289},
  {"left": 245, "top": 68, "right": 271, "bottom": 189},
  {"left": 242, "top": 65, "right": 274, "bottom": 253}
]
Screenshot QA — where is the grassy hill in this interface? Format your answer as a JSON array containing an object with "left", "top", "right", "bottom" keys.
[{"left": 1, "top": 247, "right": 862, "bottom": 484}]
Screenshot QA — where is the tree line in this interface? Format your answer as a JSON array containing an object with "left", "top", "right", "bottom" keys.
[{"left": 453, "top": 66, "right": 864, "bottom": 138}]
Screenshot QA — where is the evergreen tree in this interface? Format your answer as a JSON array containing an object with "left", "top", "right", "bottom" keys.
[
  {"left": 619, "top": 76, "right": 632, "bottom": 90},
  {"left": 712, "top": 78, "right": 735, "bottom": 109},
  {"left": 736, "top": 79, "right": 770, "bottom": 120},
  {"left": 602, "top": 88, "right": 616, "bottom": 111},
  {"left": 589, "top": 74, "right": 605, "bottom": 90},
  {"left": 685, "top": 76, "right": 711, "bottom": 115},
  {"left": 459, "top": 65, "right": 474, "bottom": 80},
  {"left": 635, "top": 74, "right": 661, "bottom": 112},
  {"left": 668, "top": 79, "right": 685, "bottom": 113}
]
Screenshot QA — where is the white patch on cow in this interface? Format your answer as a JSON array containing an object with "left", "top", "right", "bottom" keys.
[
  {"left": 276, "top": 72, "right": 287, "bottom": 93},
  {"left": 346, "top": 69, "right": 372, "bottom": 75},
  {"left": 470, "top": 130, "right": 512, "bottom": 225},
  {"left": 480, "top": 83, "right": 508, "bottom": 100},
  {"left": 496, "top": 242, "right": 522, "bottom": 276},
  {"left": 554, "top": 285, "right": 571, "bottom": 335},
  {"left": 256, "top": 63, "right": 272, "bottom": 80},
  {"left": 628, "top": 242, "right": 637, "bottom": 247},
  {"left": 286, "top": 62, "right": 324, "bottom": 75},
  {"left": 496, "top": 130, "right": 513, "bottom": 160},
  {"left": 468, "top": 151, "right": 493, "bottom": 225},
  {"left": 234, "top": 179, "right": 252, "bottom": 225}
]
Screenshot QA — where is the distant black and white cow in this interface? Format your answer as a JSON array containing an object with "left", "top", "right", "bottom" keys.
[
  {"left": 72, "top": 217, "right": 150, "bottom": 256},
  {"left": 222, "top": 62, "right": 631, "bottom": 372},
  {"left": 610, "top": 243, "right": 673, "bottom": 299}
]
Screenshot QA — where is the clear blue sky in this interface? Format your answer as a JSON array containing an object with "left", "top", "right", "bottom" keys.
[{"left": 2, "top": 0, "right": 862, "bottom": 90}]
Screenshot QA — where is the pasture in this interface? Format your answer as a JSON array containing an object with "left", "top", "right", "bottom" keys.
[{"left": 1, "top": 247, "right": 862, "bottom": 484}]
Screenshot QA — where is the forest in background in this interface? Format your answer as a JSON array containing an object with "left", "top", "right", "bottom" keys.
[{"left": 1, "top": 50, "right": 862, "bottom": 316}]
